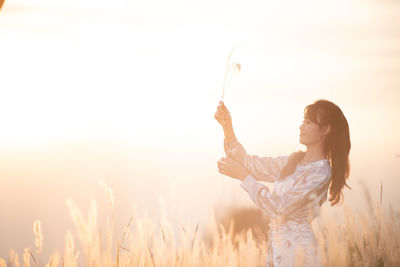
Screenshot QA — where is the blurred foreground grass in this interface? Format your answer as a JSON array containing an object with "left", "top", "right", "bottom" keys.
[{"left": 1, "top": 180, "right": 399, "bottom": 267}]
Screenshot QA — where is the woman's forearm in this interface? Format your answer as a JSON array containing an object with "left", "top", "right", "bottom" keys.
[{"left": 223, "top": 120, "right": 237, "bottom": 143}]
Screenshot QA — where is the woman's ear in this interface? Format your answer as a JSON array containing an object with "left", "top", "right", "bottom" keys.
[{"left": 323, "top": 124, "right": 332, "bottom": 136}]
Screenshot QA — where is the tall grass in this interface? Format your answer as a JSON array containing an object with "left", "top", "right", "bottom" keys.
[{"left": 1, "top": 180, "right": 399, "bottom": 267}]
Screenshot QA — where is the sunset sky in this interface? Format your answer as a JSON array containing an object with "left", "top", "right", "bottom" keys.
[{"left": 1, "top": 0, "right": 399, "bottom": 261}]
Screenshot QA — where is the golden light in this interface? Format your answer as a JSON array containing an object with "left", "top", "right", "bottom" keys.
[{"left": 0, "top": 0, "right": 399, "bottom": 264}]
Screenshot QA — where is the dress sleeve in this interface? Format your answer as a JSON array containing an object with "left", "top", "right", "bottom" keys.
[
  {"left": 224, "top": 137, "right": 290, "bottom": 182},
  {"left": 239, "top": 165, "right": 332, "bottom": 220}
]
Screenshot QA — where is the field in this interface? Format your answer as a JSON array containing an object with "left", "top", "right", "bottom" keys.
[{"left": 2, "top": 181, "right": 399, "bottom": 267}]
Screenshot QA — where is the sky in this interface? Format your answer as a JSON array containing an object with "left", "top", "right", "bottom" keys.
[{"left": 0, "top": 0, "right": 399, "bottom": 262}]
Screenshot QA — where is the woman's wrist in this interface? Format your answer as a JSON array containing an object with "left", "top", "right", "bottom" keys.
[
  {"left": 239, "top": 171, "right": 251, "bottom": 181},
  {"left": 223, "top": 121, "right": 236, "bottom": 140}
]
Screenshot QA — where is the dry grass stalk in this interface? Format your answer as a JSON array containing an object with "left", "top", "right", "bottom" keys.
[{"left": 4, "top": 178, "right": 400, "bottom": 266}]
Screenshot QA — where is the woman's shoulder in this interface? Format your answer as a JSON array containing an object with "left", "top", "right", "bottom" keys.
[
  {"left": 309, "top": 159, "right": 332, "bottom": 180},
  {"left": 296, "top": 158, "right": 331, "bottom": 177}
]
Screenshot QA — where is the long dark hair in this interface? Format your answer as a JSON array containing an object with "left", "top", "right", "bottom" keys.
[{"left": 279, "top": 99, "right": 351, "bottom": 206}]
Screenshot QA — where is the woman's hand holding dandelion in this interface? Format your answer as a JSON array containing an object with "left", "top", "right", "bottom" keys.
[
  {"left": 216, "top": 46, "right": 243, "bottom": 195},
  {"left": 215, "top": 46, "right": 241, "bottom": 130},
  {"left": 217, "top": 156, "right": 249, "bottom": 181}
]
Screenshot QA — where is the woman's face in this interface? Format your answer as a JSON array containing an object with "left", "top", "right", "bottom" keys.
[{"left": 299, "top": 116, "right": 329, "bottom": 146}]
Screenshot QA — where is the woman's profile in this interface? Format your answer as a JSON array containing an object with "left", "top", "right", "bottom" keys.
[{"left": 214, "top": 99, "right": 351, "bottom": 267}]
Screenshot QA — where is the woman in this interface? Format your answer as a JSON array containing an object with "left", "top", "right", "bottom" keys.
[{"left": 214, "top": 99, "right": 351, "bottom": 267}]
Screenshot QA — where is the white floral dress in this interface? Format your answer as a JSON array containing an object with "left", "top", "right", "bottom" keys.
[{"left": 224, "top": 138, "right": 332, "bottom": 267}]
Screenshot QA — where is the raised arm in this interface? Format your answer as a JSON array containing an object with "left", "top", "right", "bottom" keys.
[
  {"left": 239, "top": 165, "right": 332, "bottom": 220},
  {"left": 224, "top": 136, "right": 290, "bottom": 182},
  {"left": 215, "top": 100, "right": 289, "bottom": 182}
]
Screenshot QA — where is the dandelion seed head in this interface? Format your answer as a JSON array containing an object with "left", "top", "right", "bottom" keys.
[
  {"left": 221, "top": 46, "right": 242, "bottom": 100},
  {"left": 231, "top": 62, "right": 241, "bottom": 74}
]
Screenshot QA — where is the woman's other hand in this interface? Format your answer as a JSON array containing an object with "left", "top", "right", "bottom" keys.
[
  {"left": 214, "top": 101, "right": 232, "bottom": 128},
  {"left": 217, "top": 157, "right": 250, "bottom": 181}
]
